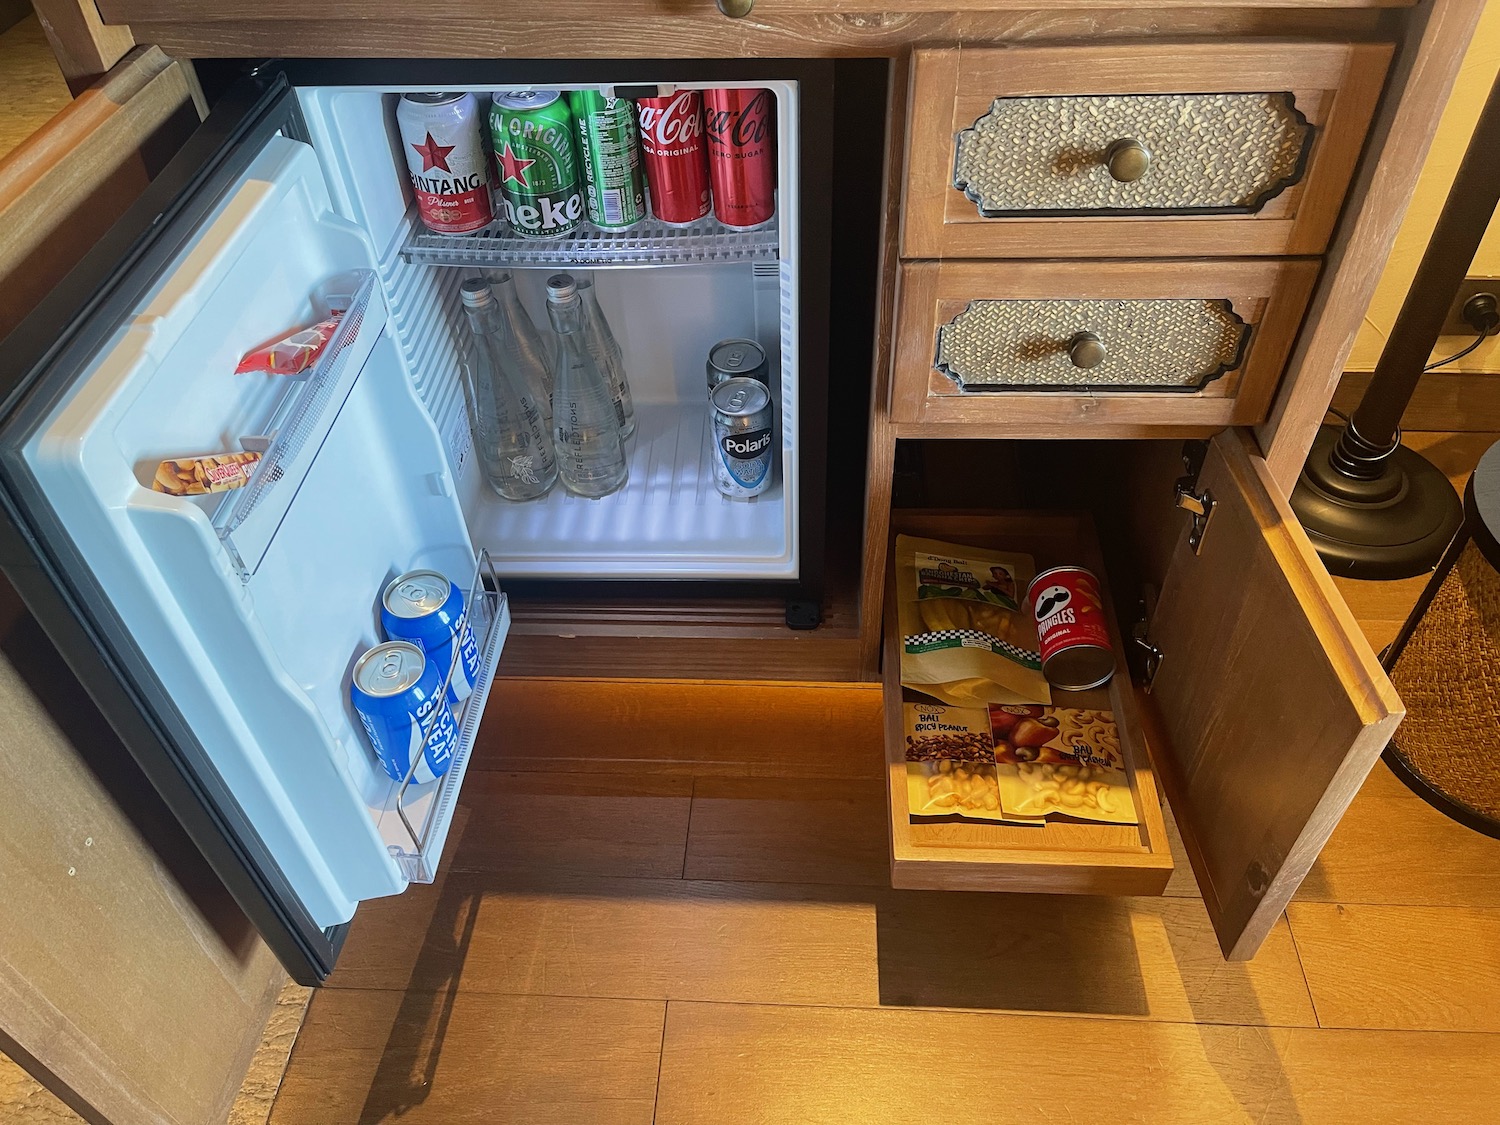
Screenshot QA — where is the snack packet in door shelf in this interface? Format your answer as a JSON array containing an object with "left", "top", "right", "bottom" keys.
[
  {"left": 151, "top": 452, "right": 261, "bottom": 496},
  {"left": 235, "top": 312, "right": 344, "bottom": 375},
  {"left": 903, "top": 702, "right": 1043, "bottom": 824},
  {"left": 991, "top": 706, "right": 1137, "bottom": 824},
  {"left": 896, "top": 535, "right": 1051, "bottom": 707}
]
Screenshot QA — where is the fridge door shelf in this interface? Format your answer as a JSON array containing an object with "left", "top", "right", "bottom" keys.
[
  {"left": 401, "top": 209, "right": 780, "bottom": 269},
  {"left": 215, "top": 270, "right": 386, "bottom": 582},
  {"left": 382, "top": 548, "right": 510, "bottom": 884}
]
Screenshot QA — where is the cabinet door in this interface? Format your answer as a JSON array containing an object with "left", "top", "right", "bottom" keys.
[
  {"left": 1141, "top": 430, "right": 1402, "bottom": 959},
  {"left": 903, "top": 41, "right": 1392, "bottom": 259}
]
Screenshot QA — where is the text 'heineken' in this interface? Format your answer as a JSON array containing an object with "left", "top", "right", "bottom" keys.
[
  {"left": 396, "top": 92, "right": 495, "bottom": 234},
  {"left": 490, "top": 91, "right": 585, "bottom": 239}
]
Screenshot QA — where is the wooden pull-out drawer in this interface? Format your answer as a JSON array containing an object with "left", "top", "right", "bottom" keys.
[
  {"left": 885, "top": 510, "right": 1175, "bottom": 896},
  {"left": 903, "top": 41, "right": 1392, "bottom": 260},
  {"left": 883, "top": 432, "right": 1402, "bottom": 960},
  {"left": 892, "top": 258, "right": 1320, "bottom": 431}
]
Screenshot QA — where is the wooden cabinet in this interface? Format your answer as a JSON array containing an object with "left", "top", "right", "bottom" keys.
[
  {"left": 902, "top": 41, "right": 1393, "bottom": 259},
  {"left": 892, "top": 258, "right": 1320, "bottom": 430},
  {"left": 882, "top": 431, "right": 1402, "bottom": 958}
]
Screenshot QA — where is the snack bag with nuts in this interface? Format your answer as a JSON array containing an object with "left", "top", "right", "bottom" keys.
[
  {"left": 151, "top": 451, "right": 261, "bottom": 496},
  {"left": 904, "top": 702, "right": 1043, "bottom": 824},
  {"left": 897, "top": 535, "right": 1051, "bottom": 707},
  {"left": 991, "top": 705, "right": 1137, "bottom": 824}
]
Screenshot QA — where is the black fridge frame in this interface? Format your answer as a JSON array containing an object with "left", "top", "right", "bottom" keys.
[{"left": 0, "top": 57, "right": 839, "bottom": 985}]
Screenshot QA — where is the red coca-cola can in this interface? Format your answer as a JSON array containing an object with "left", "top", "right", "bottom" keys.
[
  {"left": 1027, "top": 566, "right": 1116, "bottom": 691},
  {"left": 703, "top": 88, "right": 777, "bottom": 230},
  {"left": 636, "top": 90, "right": 713, "bottom": 226}
]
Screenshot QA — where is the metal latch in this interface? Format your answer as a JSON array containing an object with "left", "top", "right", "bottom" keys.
[
  {"left": 1131, "top": 591, "right": 1164, "bottom": 692},
  {"left": 1174, "top": 439, "right": 1215, "bottom": 554}
]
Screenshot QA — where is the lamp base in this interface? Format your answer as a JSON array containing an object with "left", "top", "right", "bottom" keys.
[{"left": 1291, "top": 423, "right": 1463, "bottom": 580}]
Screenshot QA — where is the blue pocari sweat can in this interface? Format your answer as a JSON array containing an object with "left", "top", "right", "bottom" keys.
[
  {"left": 351, "top": 641, "right": 459, "bottom": 784},
  {"left": 380, "top": 569, "right": 482, "bottom": 704},
  {"left": 710, "top": 376, "right": 773, "bottom": 499}
]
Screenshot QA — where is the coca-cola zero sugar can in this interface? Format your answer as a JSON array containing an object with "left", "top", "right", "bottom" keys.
[
  {"left": 636, "top": 90, "right": 712, "bottom": 226},
  {"left": 397, "top": 92, "right": 495, "bottom": 235},
  {"left": 703, "top": 88, "right": 777, "bottom": 230}
]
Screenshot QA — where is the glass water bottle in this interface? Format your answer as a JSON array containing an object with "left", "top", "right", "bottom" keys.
[
  {"left": 575, "top": 275, "right": 636, "bottom": 440},
  {"left": 459, "top": 278, "right": 557, "bottom": 502},
  {"left": 546, "top": 274, "right": 628, "bottom": 498},
  {"left": 486, "top": 270, "right": 555, "bottom": 407}
]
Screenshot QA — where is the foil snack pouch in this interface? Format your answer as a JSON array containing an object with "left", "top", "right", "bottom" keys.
[{"left": 896, "top": 535, "right": 1051, "bottom": 707}]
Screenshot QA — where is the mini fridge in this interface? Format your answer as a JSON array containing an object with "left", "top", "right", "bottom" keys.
[{"left": 0, "top": 58, "right": 861, "bottom": 983}]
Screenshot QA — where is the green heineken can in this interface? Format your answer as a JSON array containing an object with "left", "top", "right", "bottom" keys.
[
  {"left": 566, "top": 90, "right": 647, "bottom": 230},
  {"left": 489, "top": 91, "right": 584, "bottom": 239}
]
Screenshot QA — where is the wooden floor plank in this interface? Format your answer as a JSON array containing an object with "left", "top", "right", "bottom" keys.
[
  {"left": 269, "top": 989, "right": 664, "bottom": 1125},
  {"left": 448, "top": 771, "right": 693, "bottom": 879},
  {"left": 334, "top": 871, "right": 1312, "bottom": 1027},
  {"left": 1297, "top": 785, "right": 1500, "bottom": 908},
  {"left": 1289, "top": 902, "right": 1500, "bottom": 1032},
  {"left": 476, "top": 678, "right": 885, "bottom": 778},
  {"left": 683, "top": 776, "right": 889, "bottom": 887},
  {"left": 655, "top": 1001, "right": 1500, "bottom": 1125}
]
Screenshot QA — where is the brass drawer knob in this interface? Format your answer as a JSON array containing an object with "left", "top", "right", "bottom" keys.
[
  {"left": 1069, "top": 332, "right": 1107, "bottom": 369},
  {"left": 1104, "top": 138, "right": 1152, "bottom": 183},
  {"left": 716, "top": 0, "right": 754, "bottom": 17}
]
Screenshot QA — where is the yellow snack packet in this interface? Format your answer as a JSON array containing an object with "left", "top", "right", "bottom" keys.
[
  {"left": 903, "top": 701, "right": 1043, "bottom": 825},
  {"left": 993, "top": 706, "right": 1137, "bottom": 824},
  {"left": 896, "top": 535, "right": 1051, "bottom": 707}
]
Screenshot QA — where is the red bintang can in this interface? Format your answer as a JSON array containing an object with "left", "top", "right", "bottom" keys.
[
  {"left": 1027, "top": 566, "right": 1116, "bottom": 691},
  {"left": 397, "top": 92, "right": 495, "bottom": 234},
  {"left": 636, "top": 90, "right": 712, "bottom": 225},
  {"left": 703, "top": 88, "right": 777, "bottom": 230}
]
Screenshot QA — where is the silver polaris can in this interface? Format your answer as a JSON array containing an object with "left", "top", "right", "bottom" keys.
[
  {"left": 710, "top": 377, "right": 774, "bottom": 499},
  {"left": 706, "top": 337, "right": 769, "bottom": 397}
]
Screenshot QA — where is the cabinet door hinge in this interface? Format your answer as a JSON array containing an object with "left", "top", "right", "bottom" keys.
[
  {"left": 1174, "top": 439, "right": 1215, "bottom": 555},
  {"left": 1131, "top": 591, "right": 1164, "bottom": 692}
]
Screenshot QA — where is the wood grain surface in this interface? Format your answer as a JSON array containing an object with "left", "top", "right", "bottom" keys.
[
  {"left": 1289, "top": 902, "right": 1500, "bottom": 1032},
  {"left": 901, "top": 41, "right": 1391, "bottom": 260},
  {"left": 271, "top": 990, "right": 664, "bottom": 1125},
  {"left": 655, "top": 1002, "right": 1500, "bottom": 1125},
  {"left": 1142, "top": 430, "right": 1402, "bottom": 959},
  {"left": 114, "top": 9, "right": 1394, "bottom": 61}
]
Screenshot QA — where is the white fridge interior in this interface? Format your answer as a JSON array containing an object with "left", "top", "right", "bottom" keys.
[
  {"left": 300, "top": 78, "right": 802, "bottom": 579},
  {"left": 19, "top": 73, "right": 803, "bottom": 930}
]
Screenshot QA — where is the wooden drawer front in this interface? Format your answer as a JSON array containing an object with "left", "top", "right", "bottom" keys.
[
  {"left": 884, "top": 511, "right": 1173, "bottom": 895},
  {"left": 903, "top": 42, "right": 1392, "bottom": 259},
  {"left": 892, "top": 259, "right": 1320, "bottom": 430}
]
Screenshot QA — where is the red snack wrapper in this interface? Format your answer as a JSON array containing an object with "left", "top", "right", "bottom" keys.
[{"left": 235, "top": 312, "right": 343, "bottom": 376}]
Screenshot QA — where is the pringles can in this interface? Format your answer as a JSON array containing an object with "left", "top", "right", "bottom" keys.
[
  {"left": 380, "top": 569, "right": 482, "bottom": 704},
  {"left": 1027, "top": 566, "right": 1116, "bottom": 691},
  {"left": 351, "top": 641, "right": 460, "bottom": 785},
  {"left": 711, "top": 377, "right": 774, "bottom": 499}
]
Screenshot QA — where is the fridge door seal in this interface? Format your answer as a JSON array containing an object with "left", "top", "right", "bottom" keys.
[{"left": 0, "top": 74, "right": 343, "bottom": 985}]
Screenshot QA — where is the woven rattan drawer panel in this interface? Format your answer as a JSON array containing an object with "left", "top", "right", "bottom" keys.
[
  {"left": 953, "top": 93, "right": 1311, "bottom": 217},
  {"left": 904, "top": 42, "right": 1393, "bottom": 260},
  {"left": 892, "top": 259, "right": 1321, "bottom": 432},
  {"left": 935, "top": 298, "right": 1250, "bottom": 392}
]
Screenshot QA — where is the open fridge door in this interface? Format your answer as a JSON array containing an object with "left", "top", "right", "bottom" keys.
[{"left": 0, "top": 77, "right": 506, "bottom": 983}]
